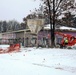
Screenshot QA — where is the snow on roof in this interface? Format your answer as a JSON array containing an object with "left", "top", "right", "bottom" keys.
[
  {"left": 44, "top": 24, "right": 76, "bottom": 31},
  {"left": 44, "top": 24, "right": 50, "bottom": 29},
  {"left": 60, "top": 26, "right": 76, "bottom": 30}
]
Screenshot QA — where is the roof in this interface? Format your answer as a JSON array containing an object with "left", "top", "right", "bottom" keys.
[{"left": 44, "top": 24, "right": 76, "bottom": 31}]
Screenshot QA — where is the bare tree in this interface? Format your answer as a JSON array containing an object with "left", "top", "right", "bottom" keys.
[
  {"left": 34, "top": 0, "right": 76, "bottom": 47},
  {"left": 7, "top": 20, "right": 20, "bottom": 31},
  {"left": 0, "top": 21, "right": 7, "bottom": 32}
]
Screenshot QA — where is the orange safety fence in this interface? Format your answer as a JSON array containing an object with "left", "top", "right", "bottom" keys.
[{"left": 0, "top": 43, "right": 20, "bottom": 54}]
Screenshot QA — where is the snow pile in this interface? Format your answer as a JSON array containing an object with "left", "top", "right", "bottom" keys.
[{"left": 0, "top": 47, "right": 76, "bottom": 75}]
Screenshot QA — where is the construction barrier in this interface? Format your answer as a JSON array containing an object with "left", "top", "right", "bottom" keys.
[{"left": 0, "top": 43, "right": 20, "bottom": 54}]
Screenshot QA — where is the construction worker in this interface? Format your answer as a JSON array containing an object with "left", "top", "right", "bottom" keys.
[{"left": 64, "top": 37, "right": 68, "bottom": 45}]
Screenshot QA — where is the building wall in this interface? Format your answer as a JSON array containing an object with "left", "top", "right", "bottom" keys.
[
  {"left": 0, "top": 29, "right": 76, "bottom": 47},
  {"left": 0, "top": 34, "right": 2, "bottom": 39},
  {"left": 16, "top": 32, "right": 24, "bottom": 39},
  {"left": 24, "top": 32, "right": 37, "bottom": 47}
]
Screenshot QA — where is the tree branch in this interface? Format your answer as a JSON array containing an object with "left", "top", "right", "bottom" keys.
[{"left": 55, "top": 0, "right": 63, "bottom": 13}]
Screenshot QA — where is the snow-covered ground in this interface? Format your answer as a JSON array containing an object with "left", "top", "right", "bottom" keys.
[{"left": 0, "top": 47, "right": 76, "bottom": 75}]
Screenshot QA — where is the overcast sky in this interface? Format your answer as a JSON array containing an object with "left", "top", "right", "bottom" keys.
[{"left": 0, "top": 0, "right": 40, "bottom": 22}]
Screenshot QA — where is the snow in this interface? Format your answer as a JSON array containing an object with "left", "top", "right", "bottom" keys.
[
  {"left": 44, "top": 24, "right": 50, "bottom": 29},
  {"left": 59, "top": 26, "right": 76, "bottom": 30},
  {"left": 0, "top": 47, "right": 76, "bottom": 75},
  {"left": 0, "top": 44, "right": 10, "bottom": 49},
  {"left": 44, "top": 24, "right": 76, "bottom": 31},
  {"left": 57, "top": 14, "right": 65, "bottom": 19}
]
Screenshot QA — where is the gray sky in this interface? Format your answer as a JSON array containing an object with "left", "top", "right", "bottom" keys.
[{"left": 0, "top": 0, "right": 40, "bottom": 22}]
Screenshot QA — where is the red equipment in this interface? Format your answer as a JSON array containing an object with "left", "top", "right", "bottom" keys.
[
  {"left": 8, "top": 43, "right": 20, "bottom": 53},
  {"left": 55, "top": 32, "right": 76, "bottom": 48},
  {"left": 0, "top": 43, "right": 20, "bottom": 54}
]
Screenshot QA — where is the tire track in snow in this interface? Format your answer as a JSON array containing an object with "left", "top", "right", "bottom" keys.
[{"left": 32, "top": 63, "right": 76, "bottom": 73}]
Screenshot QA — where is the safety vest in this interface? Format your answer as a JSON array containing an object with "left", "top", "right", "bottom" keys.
[{"left": 65, "top": 39, "right": 68, "bottom": 43}]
